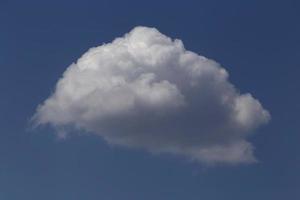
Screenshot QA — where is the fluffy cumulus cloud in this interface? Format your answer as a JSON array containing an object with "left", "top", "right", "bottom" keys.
[{"left": 33, "top": 26, "right": 270, "bottom": 164}]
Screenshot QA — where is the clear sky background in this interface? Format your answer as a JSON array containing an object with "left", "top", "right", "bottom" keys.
[{"left": 0, "top": 0, "right": 299, "bottom": 199}]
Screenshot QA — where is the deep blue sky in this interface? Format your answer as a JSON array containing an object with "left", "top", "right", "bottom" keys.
[{"left": 0, "top": 0, "right": 299, "bottom": 199}]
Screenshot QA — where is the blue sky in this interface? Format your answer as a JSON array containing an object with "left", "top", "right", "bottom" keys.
[{"left": 0, "top": 0, "right": 299, "bottom": 199}]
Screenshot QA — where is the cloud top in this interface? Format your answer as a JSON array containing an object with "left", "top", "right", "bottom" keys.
[{"left": 33, "top": 26, "right": 270, "bottom": 164}]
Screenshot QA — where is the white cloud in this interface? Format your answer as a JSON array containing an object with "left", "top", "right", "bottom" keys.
[{"left": 33, "top": 26, "right": 270, "bottom": 164}]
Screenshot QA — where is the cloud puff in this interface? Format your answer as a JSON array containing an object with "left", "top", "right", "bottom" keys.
[{"left": 33, "top": 26, "right": 270, "bottom": 164}]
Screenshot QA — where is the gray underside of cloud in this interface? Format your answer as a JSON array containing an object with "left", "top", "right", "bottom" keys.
[{"left": 33, "top": 26, "right": 270, "bottom": 164}]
